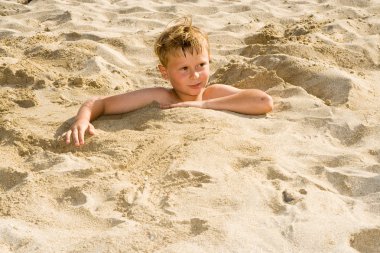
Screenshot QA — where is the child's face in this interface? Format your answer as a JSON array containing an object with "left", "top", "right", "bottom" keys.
[{"left": 159, "top": 46, "right": 210, "bottom": 101}]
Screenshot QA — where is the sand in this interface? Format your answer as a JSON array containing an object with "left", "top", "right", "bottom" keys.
[{"left": 1, "top": 0, "right": 380, "bottom": 252}]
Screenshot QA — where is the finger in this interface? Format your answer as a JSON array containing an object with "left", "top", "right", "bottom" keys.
[
  {"left": 65, "top": 130, "right": 72, "bottom": 144},
  {"left": 160, "top": 104, "right": 171, "bottom": 109},
  {"left": 78, "top": 126, "right": 85, "bottom": 145},
  {"left": 72, "top": 128, "right": 80, "bottom": 146},
  {"left": 88, "top": 123, "right": 95, "bottom": 135},
  {"left": 170, "top": 103, "right": 185, "bottom": 108}
]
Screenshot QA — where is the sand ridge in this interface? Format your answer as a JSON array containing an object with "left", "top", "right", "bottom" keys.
[{"left": 1, "top": 0, "right": 380, "bottom": 252}]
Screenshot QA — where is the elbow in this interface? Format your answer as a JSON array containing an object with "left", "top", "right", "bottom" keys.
[
  {"left": 263, "top": 94, "right": 273, "bottom": 113},
  {"left": 252, "top": 93, "right": 273, "bottom": 115},
  {"left": 244, "top": 91, "right": 274, "bottom": 115},
  {"left": 85, "top": 96, "right": 102, "bottom": 105}
]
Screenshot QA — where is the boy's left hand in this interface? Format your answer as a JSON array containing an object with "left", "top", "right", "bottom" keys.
[{"left": 160, "top": 101, "right": 206, "bottom": 109}]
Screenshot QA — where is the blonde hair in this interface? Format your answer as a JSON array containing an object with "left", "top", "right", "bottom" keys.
[{"left": 154, "top": 17, "right": 210, "bottom": 66}]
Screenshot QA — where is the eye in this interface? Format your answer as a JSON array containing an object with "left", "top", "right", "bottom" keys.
[
  {"left": 181, "top": 66, "right": 188, "bottom": 71},
  {"left": 196, "top": 62, "right": 207, "bottom": 70}
]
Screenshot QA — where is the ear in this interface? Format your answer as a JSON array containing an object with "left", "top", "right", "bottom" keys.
[{"left": 158, "top": 65, "right": 169, "bottom": 80}]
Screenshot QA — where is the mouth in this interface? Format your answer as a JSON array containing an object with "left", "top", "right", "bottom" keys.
[{"left": 189, "top": 83, "right": 202, "bottom": 89}]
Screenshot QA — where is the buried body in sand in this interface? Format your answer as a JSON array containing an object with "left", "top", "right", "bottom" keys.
[{"left": 63, "top": 17, "right": 273, "bottom": 146}]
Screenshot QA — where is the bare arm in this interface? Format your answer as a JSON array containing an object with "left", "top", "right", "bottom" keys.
[
  {"left": 166, "top": 84, "right": 273, "bottom": 115},
  {"left": 64, "top": 87, "right": 171, "bottom": 146}
]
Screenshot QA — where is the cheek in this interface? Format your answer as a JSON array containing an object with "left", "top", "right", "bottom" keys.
[
  {"left": 202, "top": 69, "right": 210, "bottom": 79},
  {"left": 168, "top": 73, "right": 186, "bottom": 85},
  {"left": 172, "top": 72, "right": 188, "bottom": 81}
]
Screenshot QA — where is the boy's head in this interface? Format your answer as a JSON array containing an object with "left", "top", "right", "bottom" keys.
[{"left": 154, "top": 17, "right": 210, "bottom": 67}]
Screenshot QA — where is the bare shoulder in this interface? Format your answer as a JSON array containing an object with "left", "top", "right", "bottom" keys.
[{"left": 202, "top": 84, "right": 241, "bottom": 100}]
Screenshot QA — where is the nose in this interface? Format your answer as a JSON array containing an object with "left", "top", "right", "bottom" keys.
[{"left": 190, "top": 69, "right": 200, "bottom": 80}]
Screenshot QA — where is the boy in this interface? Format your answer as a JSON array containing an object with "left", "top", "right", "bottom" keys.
[{"left": 64, "top": 17, "right": 273, "bottom": 146}]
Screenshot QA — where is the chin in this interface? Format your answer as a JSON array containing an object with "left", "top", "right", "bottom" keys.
[{"left": 188, "top": 90, "right": 202, "bottom": 96}]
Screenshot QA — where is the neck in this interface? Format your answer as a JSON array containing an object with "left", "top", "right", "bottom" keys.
[{"left": 173, "top": 88, "right": 205, "bottom": 102}]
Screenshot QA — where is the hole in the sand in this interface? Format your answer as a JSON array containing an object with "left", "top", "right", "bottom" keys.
[
  {"left": 190, "top": 218, "right": 209, "bottom": 235},
  {"left": 61, "top": 187, "right": 87, "bottom": 206},
  {"left": 19, "top": 0, "right": 33, "bottom": 4},
  {"left": 0, "top": 168, "right": 28, "bottom": 190},
  {"left": 350, "top": 228, "right": 380, "bottom": 253},
  {"left": 282, "top": 190, "right": 297, "bottom": 203},
  {"left": 281, "top": 189, "right": 305, "bottom": 205}
]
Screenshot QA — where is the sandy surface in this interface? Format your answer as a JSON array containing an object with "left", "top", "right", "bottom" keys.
[{"left": 1, "top": 0, "right": 380, "bottom": 252}]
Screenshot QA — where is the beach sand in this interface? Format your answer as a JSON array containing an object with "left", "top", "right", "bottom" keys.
[{"left": 1, "top": 0, "right": 380, "bottom": 252}]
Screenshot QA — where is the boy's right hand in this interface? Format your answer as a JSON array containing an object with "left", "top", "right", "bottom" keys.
[{"left": 64, "top": 120, "right": 95, "bottom": 146}]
